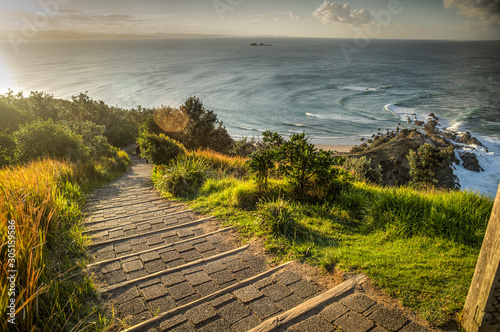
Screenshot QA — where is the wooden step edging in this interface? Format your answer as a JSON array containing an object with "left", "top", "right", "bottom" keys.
[
  {"left": 84, "top": 203, "right": 185, "bottom": 226},
  {"left": 248, "top": 274, "right": 368, "bottom": 332},
  {"left": 87, "top": 216, "right": 214, "bottom": 248},
  {"left": 87, "top": 227, "right": 232, "bottom": 267},
  {"left": 99, "top": 244, "right": 251, "bottom": 293},
  {"left": 82, "top": 209, "right": 194, "bottom": 234},
  {"left": 123, "top": 261, "right": 294, "bottom": 332}
]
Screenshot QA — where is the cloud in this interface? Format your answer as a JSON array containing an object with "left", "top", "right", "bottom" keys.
[
  {"left": 289, "top": 11, "right": 300, "bottom": 21},
  {"left": 444, "top": 0, "right": 500, "bottom": 25},
  {"left": 313, "top": 1, "right": 371, "bottom": 26}
]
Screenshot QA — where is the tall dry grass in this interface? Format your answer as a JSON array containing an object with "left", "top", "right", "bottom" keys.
[
  {"left": 0, "top": 155, "right": 128, "bottom": 331},
  {"left": 0, "top": 160, "right": 74, "bottom": 330}
]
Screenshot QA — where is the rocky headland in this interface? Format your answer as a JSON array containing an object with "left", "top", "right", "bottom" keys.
[{"left": 344, "top": 113, "right": 485, "bottom": 189}]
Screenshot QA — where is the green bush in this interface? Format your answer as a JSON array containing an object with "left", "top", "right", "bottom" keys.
[
  {"left": 138, "top": 132, "right": 186, "bottom": 165},
  {"left": 158, "top": 155, "right": 209, "bottom": 196},
  {"left": 257, "top": 197, "right": 298, "bottom": 237},
  {"left": 277, "top": 133, "right": 335, "bottom": 196},
  {"left": 407, "top": 143, "right": 452, "bottom": 185},
  {"left": 0, "top": 100, "right": 23, "bottom": 133},
  {"left": 344, "top": 156, "right": 383, "bottom": 184},
  {"left": 0, "top": 133, "right": 16, "bottom": 167},
  {"left": 14, "top": 119, "right": 89, "bottom": 162}
]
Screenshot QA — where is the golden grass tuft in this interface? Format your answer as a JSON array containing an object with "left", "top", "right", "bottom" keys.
[{"left": 0, "top": 159, "right": 73, "bottom": 330}]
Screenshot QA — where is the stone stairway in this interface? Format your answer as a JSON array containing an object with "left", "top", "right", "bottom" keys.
[{"left": 84, "top": 157, "right": 433, "bottom": 332}]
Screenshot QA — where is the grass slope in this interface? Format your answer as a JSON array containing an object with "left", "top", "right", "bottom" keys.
[{"left": 153, "top": 151, "right": 493, "bottom": 326}]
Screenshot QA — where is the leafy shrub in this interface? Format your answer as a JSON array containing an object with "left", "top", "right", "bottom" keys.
[
  {"left": 407, "top": 144, "right": 452, "bottom": 185},
  {"left": 277, "top": 133, "right": 335, "bottom": 196},
  {"left": 0, "top": 133, "right": 16, "bottom": 167},
  {"left": 231, "top": 137, "right": 257, "bottom": 157},
  {"left": 257, "top": 197, "right": 298, "bottom": 237},
  {"left": 247, "top": 150, "right": 276, "bottom": 190},
  {"left": 344, "top": 156, "right": 383, "bottom": 184},
  {"left": 158, "top": 155, "right": 209, "bottom": 196},
  {"left": 0, "top": 100, "right": 23, "bottom": 133},
  {"left": 138, "top": 132, "right": 186, "bottom": 165},
  {"left": 14, "top": 119, "right": 89, "bottom": 162}
]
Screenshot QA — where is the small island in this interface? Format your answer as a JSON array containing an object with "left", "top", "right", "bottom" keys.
[{"left": 250, "top": 43, "right": 272, "bottom": 46}]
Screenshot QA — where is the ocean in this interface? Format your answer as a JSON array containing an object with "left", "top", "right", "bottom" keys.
[{"left": 0, "top": 38, "right": 499, "bottom": 196}]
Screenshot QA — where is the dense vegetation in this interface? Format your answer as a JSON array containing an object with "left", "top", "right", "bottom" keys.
[
  {"left": 151, "top": 132, "right": 494, "bottom": 327},
  {"left": 0, "top": 90, "right": 494, "bottom": 329},
  {"left": 0, "top": 91, "right": 138, "bottom": 331},
  {"left": 0, "top": 91, "right": 236, "bottom": 331}
]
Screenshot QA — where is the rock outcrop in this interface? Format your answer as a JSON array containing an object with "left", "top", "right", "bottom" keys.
[{"left": 343, "top": 112, "right": 488, "bottom": 189}]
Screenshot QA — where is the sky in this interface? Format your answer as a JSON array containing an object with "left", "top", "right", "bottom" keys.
[{"left": 0, "top": 0, "right": 499, "bottom": 40}]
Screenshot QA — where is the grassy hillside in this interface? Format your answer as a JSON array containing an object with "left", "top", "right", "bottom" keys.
[{"left": 152, "top": 149, "right": 493, "bottom": 327}]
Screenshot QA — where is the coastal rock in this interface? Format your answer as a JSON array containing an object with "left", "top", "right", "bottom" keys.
[
  {"left": 460, "top": 152, "right": 484, "bottom": 172},
  {"left": 414, "top": 120, "right": 424, "bottom": 127},
  {"left": 457, "top": 131, "right": 484, "bottom": 147}
]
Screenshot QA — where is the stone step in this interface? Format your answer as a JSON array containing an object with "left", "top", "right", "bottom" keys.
[
  {"left": 97, "top": 244, "right": 275, "bottom": 329},
  {"left": 83, "top": 209, "right": 194, "bottom": 234},
  {"left": 84, "top": 203, "right": 185, "bottom": 226},
  {"left": 88, "top": 227, "right": 233, "bottom": 268},
  {"left": 120, "top": 261, "right": 327, "bottom": 331},
  {"left": 88, "top": 216, "right": 215, "bottom": 250},
  {"left": 86, "top": 186, "right": 152, "bottom": 199},
  {"left": 83, "top": 197, "right": 164, "bottom": 213},
  {"left": 248, "top": 275, "right": 432, "bottom": 332},
  {"left": 85, "top": 190, "right": 159, "bottom": 204}
]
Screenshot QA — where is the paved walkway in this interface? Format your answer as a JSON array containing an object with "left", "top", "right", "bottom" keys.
[{"left": 84, "top": 156, "right": 434, "bottom": 331}]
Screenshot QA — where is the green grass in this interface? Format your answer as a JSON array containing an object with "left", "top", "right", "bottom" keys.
[{"left": 152, "top": 155, "right": 494, "bottom": 326}]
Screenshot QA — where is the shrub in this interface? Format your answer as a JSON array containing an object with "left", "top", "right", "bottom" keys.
[
  {"left": 247, "top": 150, "right": 276, "bottom": 191},
  {"left": 277, "top": 133, "right": 335, "bottom": 196},
  {"left": 0, "top": 100, "right": 23, "bottom": 133},
  {"left": 231, "top": 137, "right": 257, "bottom": 157},
  {"left": 344, "top": 156, "right": 383, "bottom": 184},
  {"left": 407, "top": 144, "right": 452, "bottom": 185},
  {"left": 14, "top": 119, "right": 89, "bottom": 162},
  {"left": 0, "top": 133, "right": 16, "bottom": 167},
  {"left": 158, "top": 155, "right": 209, "bottom": 196},
  {"left": 138, "top": 132, "right": 186, "bottom": 165},
  {"left": 257, "top": 197, "right": 298, "bottom": 237}
]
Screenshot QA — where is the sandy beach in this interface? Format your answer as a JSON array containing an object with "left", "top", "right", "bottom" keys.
[{"left": 315, "top": 144, "right": 353, "bottom": 153}]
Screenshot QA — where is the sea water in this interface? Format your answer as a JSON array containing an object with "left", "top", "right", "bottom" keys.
[{"left": 0, "top": 38, "right": 499, "bottom": 196}]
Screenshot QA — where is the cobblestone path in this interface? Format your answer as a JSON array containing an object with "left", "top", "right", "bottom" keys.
[{"left": 84, "top": 157, "right": 434, "bottom": 332}]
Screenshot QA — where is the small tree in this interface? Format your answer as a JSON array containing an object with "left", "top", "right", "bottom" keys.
[
  {"left": 407, "top": 143, "right": 452, "bottom": 185},
  {"left": 181, "top": 97, "right": 233, "bottom": 153},
  {"left": 138, "top": 132, "right": 186, "bottom": 165},
  {"left": 277, "top": 133, "right": 334, "bottom": 196}
]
